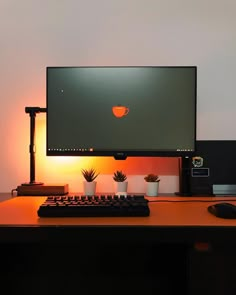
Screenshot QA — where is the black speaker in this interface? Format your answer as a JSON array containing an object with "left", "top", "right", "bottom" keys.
[
  {"left": 174, "top": 141, "right": 236, "bottom": 196},
  {"left": 189, "top": 140, "right": 236, "bottom": 196},
  {"left": 190, "top": 166, "right": 212, "bottom": 195}
]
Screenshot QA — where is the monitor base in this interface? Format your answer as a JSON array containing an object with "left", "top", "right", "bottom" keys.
[{"left": 21, "top": 182, "right": 44, "bottom": 186}]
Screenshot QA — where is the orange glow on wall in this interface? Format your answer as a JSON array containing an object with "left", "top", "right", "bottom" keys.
[
  {"left": 6, "top": 109, "right": 179, "bottom": 193},
  {"left": 34, "top": 118, "right": 179, "bottom": 176},
  {"left": 35, "top": 122, "right": 177, "bottom": 176}
]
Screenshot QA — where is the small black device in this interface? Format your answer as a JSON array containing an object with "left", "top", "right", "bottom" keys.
[
  {"left": 208, "top": 203, "right": 236, "bottom": 219},
  {"left": 37, "top": 195, "right": 150, "bottom": 217}
]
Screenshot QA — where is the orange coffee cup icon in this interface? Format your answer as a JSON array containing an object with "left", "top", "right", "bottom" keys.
[{"left": 112, "top": 105, "right": 129, "bottom": 118}]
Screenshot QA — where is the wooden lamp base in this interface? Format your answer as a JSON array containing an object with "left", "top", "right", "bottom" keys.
[{"left": 16, "top": 184, "right": 69, "bottom": 196}]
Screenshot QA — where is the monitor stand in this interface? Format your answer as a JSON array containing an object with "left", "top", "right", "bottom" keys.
[
  {"left": 114, "top": 153, "right": 127, "bottom": 160},
  {"left": 175, "top": 156, "right": 192, "bottom": 196}
]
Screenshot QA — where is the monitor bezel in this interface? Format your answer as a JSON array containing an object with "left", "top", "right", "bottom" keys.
[{"left": 46, "top": 66, "right": 197, "bottom": 159}]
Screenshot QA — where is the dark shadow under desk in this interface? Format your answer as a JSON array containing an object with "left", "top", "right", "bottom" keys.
[{"left": 0, "top": 241, "right": 189, "bottom": 295}]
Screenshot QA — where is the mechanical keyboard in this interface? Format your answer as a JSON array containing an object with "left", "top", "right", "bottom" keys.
[{"left": 37, "top": 195, "right": 150, "bottom": 217}]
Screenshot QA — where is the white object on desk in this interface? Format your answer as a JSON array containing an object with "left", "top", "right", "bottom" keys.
[{"left": 115, "top": 192, "right": 127, "bottom": 196}]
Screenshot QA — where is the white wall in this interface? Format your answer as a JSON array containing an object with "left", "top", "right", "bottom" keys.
[{"left": 1, "top": 0, "right": 236, "bottom": 193}]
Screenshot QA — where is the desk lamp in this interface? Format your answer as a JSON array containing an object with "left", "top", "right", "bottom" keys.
[{"left": 16, "top": 107, "right": 68, "bottom": 196}]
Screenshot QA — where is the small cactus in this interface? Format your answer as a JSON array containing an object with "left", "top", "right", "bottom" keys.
[
  {"left": 81, "top": 168, "right": 99, "bottom": 182},
  {"left": 113, "top": 170, "right": 127, "bottom": 182},
  {"left": 144, "top": 173, "right": 160, "bottom": 182}
]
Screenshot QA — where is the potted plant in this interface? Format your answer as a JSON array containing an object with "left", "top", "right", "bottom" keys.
[
  {"left": 113, "top": 170, "right": 128, "bottom": 194},
  {"left": 144, "top": 173, "right": 160, "bottom": 196},
  {"left": 81, "top": 168, "right": 99, "bottom": 196}
]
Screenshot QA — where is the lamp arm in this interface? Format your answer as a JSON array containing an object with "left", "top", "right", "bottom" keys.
[{"left": 22, "top": 106, "right": 47, "bottom": 186}]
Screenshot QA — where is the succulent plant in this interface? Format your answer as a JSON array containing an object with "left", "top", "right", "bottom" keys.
[
  {"left": 144, "top": 173, "right": 160, "bottom": 182},
  {"left": 113, "top": 170, "right": 127, "bottom": 182},
  {"left": 81, "top": 168, "right": 99, "bottom": 182}
]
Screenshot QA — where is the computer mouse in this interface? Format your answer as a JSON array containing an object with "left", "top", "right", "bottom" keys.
[{"left": 208, "top": 202, "right": 236, "bottom": 219}]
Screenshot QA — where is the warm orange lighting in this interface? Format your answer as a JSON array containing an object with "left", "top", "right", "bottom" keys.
[
  {"left": 112, "top": 105, "right": 129, "bottom": 118},
  {"left": 8, "top": 112, "right": 179, "bottom": 193},
  {"left": 35, "top": 119, "right": 179, "bottom": 176}
]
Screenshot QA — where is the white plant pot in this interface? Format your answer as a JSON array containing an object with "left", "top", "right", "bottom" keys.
[
  {"left": 83, "top": 181, "right": 97, "bottom": 196},
  {"left": 114, "top": 181, "right": 128, "bottom": 194},
  {"left": 146, "top": 182, "right": 159, "bottom": 197}
]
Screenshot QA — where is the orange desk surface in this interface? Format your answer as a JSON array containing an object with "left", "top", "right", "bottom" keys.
[{"left": 0, "top": 196, "right": 236, "bottom": 227}]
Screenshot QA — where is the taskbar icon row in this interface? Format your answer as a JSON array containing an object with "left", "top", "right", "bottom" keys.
[{"left": 48, "top": 148, "right": 94, "bottom": 152}]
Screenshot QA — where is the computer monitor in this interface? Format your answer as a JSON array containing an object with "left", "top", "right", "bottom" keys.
[{"left": 46, "top": 66, "right": 197, "bottom": 159}]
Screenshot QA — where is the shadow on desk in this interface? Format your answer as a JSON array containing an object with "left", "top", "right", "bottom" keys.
[{"left": 0, "top": 242, "right": 188, "bottom": 295}]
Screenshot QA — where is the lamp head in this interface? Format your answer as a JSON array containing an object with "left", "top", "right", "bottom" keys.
[{"left": 25, "top": 107, "right": 47, "bottom": 114}]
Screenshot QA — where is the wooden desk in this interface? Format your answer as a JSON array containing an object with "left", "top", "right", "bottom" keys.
[
  {"left": 0, "top": 195, "right": 236, "bottom": 295},
  {"left": 0, "top": 195, "right": 236, "bottom": 244},
  {"left": 2, "top": 195, "right": 236, "bottom": 224}
]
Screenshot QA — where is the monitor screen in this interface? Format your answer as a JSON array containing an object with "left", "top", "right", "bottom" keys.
[{"left": 46, "top": 66, "right": 197, "bottom": 159}]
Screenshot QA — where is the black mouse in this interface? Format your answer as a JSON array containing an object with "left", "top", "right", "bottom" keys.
[{"left": 208, "top": 202, "right": 236, "bottom": 219}]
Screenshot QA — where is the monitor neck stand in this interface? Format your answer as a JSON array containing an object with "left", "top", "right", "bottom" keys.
[
  {"left": 114, "top": 153, "right": 127, "bottom": 160},
  {"left": 175, "top": 156, "right": 192, "bottom": 196}
]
